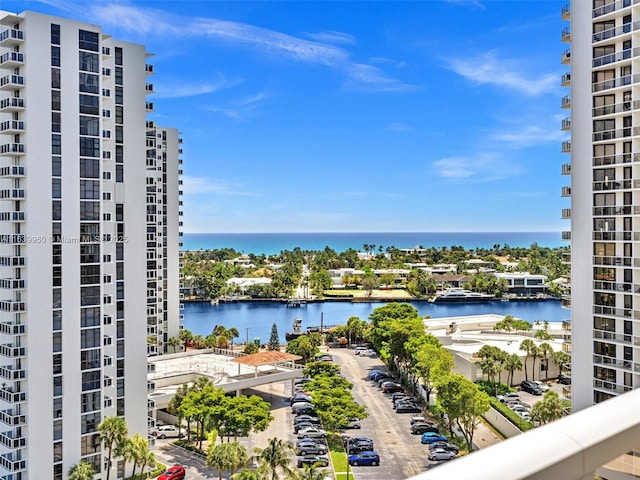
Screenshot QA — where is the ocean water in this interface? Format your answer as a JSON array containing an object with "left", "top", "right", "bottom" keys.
[{"left": 181, "top": 232, "right": 564, "bottom": 255}]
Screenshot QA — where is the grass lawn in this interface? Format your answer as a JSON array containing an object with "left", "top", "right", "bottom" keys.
[{"left": 327, "top": 434, "right": 350, "bottom": 480}]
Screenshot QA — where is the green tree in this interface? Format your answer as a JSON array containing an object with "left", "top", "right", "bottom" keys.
[
  {"left": 129, "top": 433, "right": 152, "bottom": 479},
  {"left": 530, "top": 390, "right": 566, "bottom": 425},
  {"left": 68, "top": 461, "right": 95, "bottom": 480},
  {"left": 243, "top": 342, "right": 259, "bottom": 354},
  {"left": 436, "top": 374, "right": 490, "bottom": 450},
  {"left": 519, "top": 339, "right": 536, "bottom": 381},
  {"left": 232, "top": 470, "right": 261, "bottom": 480},
  {"left": 168, "top": 336, "right": 182, "bottom": 353},
  {"left": 503, "top": 353, "right": 523, "bottom": 386},
  {"left": 286, "top": 336, "right": 317, "bottom": 363},
  {"left": 221, "top": 395, "right": 274, "bottom": 441},
  {"left": 410, "top": 338, "right": 453, "bottom": 403},
  {"left": 268, "top": 323, "right": 280, "bottom": 351},
  {"left": 98, "top": 416, "right": 128, "bottom": 480},
  {"left": 303, "top": 361, "right": 341, "bottom": 378},
  {"left": 539, "top": 342, "right": 553, "bottom": 381},
  {"left": 207, "top": 441, "right": 249, "bottom": 480},
  {"left": 227, "top": 327, "right": 241, "bottom": 349},
  {"left": 296, "top": 463, "right": 328, "bottom": 480},
  {"left": 361, "top": 274, "right": 378, "bottom": 297},
  {"left": 255, "top": 437, "right": 296, "bottom": 480}
]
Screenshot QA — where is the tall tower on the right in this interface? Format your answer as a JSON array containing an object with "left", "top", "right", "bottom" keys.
[{"left": 566, "top": 1, "right": 640, "bottom": 477}]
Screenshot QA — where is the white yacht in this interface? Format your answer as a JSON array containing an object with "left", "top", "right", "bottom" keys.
[{"left": 429, "top": 288, "right": 495, "bottom": 303}]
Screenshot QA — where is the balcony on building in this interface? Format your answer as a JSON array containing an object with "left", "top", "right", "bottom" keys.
[
  {"left": 0, "top": 144, "right": 24, "bottom": 156},
  {"left": 0, "top": 453, "right": 26, "bottom": 472},
  {"left": 561, "top": 118, "right": 571, "bottom": 131},
  {"left": 593, "top": 0, "right": 634, "bottom": 19},
  {"left": 0, "top": 98, "right": 23, "bottom": 113},
  {"left": 0, "top": 29, "right": 24, "bottom": 48},
  {"left": 0, "top": 53, "right": 23, "bottom": 69},
  {"left": 0, "top": 121, "right": 23, "bottom": 135},
  {"left": 145, "top": 83, "right": 154, "bottom": 93},
  {"left": 593, "top": 22, "right": 635, "bottom": 44},
  {"left": 145, "top": 64, "right": 154, "bottom": 75},
  {"left": 561, "top": 3, "right": 570, "bottom": 20},
  {"left": 592, "top": 74, "right": 635, "bottom": 93},
  {"left": 561, "top": 95, "right": 571, "bottom": 109},
  {"left": 0, "top": 323, "right": 24, "bottom": 336},
  {"left": 0, "top": 302, "right": 24, "bottom": 313},
  {"left": 0, "top": 190, "right": 24, "bottom": 200},
  {"left": 561, "top": 26, "right": 570, "bottom": 42},
  {"left": 561, "top": 49, "right": 571, "bottom": 65},
  {"left": 0, "top": 409, "right": 25, "bottom": 427},
  {"left": 146, "top": 101, "right": 154, "bottom": 112},
  {"left": 0, "top": 429, "right": 25, "bottom": 450},
  {"left": 593, "top": 49, "right": 631, "bottom": 69},
  {"left": 561, "top": 72, "right": 571, "bottom": 87},
  {"left": 0, "top": 344, "right": 25, "bottom": 359},
  {"left": 561, "top": 163, "right": 572, "bottom": 175},
  {"left": 0, "top": 366, "right": 25, "bottom": 382},
  {"left": 561, "top": 140, "right": 571, "bottom": 153},
  {"left": 561, "top": 186, "right": 571, "bottom": 197},
  {"left": 101, "top": 46, "right": 110, "bottom": 57},
  {"left": 411, "top": 387, "right": 640, "bottom": 480},
  {"left": 561, "top": 208, "right": 571, "bottom": 219},
  {"left": 0, "top": 75, "right": 24, "bottom": 91}
]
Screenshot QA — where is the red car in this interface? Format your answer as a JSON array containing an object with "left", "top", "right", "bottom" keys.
[{"left": 158, "top": 465, "right": 185, "bottom": 480}]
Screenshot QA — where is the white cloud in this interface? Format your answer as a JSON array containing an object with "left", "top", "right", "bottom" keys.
[
  {"left": 304, "top": 30, "right": 357, "bottom": 45},
  {"left": 154, "top": 75, "right": 244, "bottom": 99},
  {"left": 491, "top": 125, "right": 568, "bottom": 147},
  {"left": 203, "top": 90, "right": 273, "bottom": 120},
  {"left": 446, "top": 0, "right": 486, "bottom": 10},
  {"left": 181, "top": 176, "right": 257, "bottom": 196},
  {"left": 445, "top": 50, "right": 557, "bottom": 96},
  {"left": 88, "top": 3, "right": 415, "bottom": 93},
  {"left": 432, "top": 153, "right": 523, "bottom": 182}
]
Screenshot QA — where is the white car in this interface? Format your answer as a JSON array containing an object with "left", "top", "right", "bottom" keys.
[
  {"left": 533, "top": 381, "right": 551, "bottom": 392},
  {"left": 297, "top": 427, "right": 327, "bottom": 439},
  {"left": 150, "top": 425, "right": 187, "bottom": 439}
]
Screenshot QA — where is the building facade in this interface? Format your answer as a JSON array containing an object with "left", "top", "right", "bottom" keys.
[
  {"left": 0, "top": 10, "right": 181, "bottom": 479},
  {"left": 566, "top": 1, "right": 640, "bottom": 477}
]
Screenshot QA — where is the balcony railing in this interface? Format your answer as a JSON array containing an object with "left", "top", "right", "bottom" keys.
[
  {"left": 592, "top": 49, "right": 630, "bottom": 68},
  {"left": 561, "top": 49, "right": 571, "bottom": 64},
  {"left": 593, "top": 0, "right": 637, "bottom": 18},
  {"left": 0, "top": 409, "right": 25, "bottom": 427},
  {"left": 561, "top": 95, "right": 571, "bottom": 109},
  {"left": 0, "top": 29, "right": 24, "bottom": 46},
  {"left": 593, "top": 22, "right": 634, "bottom": 43},
  {"left": 0, "top": 98, "right": 24, "bottom": 111},
  {"left": 593, "top": 152, "right": 639, "bottom": 166},
  {"left": 592, "top": 101, "right": 634, "bottom": 117},
  {"left": 410, "top": 387, "right": 640, "bottom": 480},
  {"left": 593, "top": 329, "right": 632, "bottom": 344}
]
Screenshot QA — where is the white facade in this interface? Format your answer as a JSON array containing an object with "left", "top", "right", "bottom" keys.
[
  {"left": 0, "top": 10, "right": 181, "bottom": 479},
  {"left": 567, "top": 1, "right": 640, "bottom": 477}
]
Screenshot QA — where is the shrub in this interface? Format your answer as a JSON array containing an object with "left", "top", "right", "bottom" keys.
[
  {"left": 488, "top": 397, "right": 533, "bottom": 432},
  {"left": 172, "top": 439, "right": 206, "bottom": 456},
  {"left": 475, "top": 380, "right": 513, "bottom": 397}
]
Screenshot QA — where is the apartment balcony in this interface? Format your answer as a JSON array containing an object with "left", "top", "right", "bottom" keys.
[
  {"left": 0, "top": 167, "right": 24, "bottom": 178},
  {"left": 561, "top": 118, "right": 571, "bottom": 131},
  {"left": 0, "top": 346, "right": 24, "bottom": 359},
  {"left": 0, "top": 53, "right": 23, "bottom": 69},
  {"left": 0, "top": 303, "right": 24, "bottom": 314},
  {"left": 594, "top": 379, "right": 632, "bottom": 395},
  {"left": 0, "top": 29, "right": 24, "bottom": 47},
  {"left": 593, "top": 179, "right": 631, "bottom": 191},
  {"left": 0, "top": 324, "right": 24, "bottom": 337},
  {"left": 561, "top": 163, "right": 571, "bottom": 175},
  {"left": 593, "top": 206, "right": 631, "bottom": 216},
  {"left": 561, "top": 95, "right": 571, "bottom": 109},
  {"left": 593, "top": 280, "right": 632, "bottom": 293},
  {"left": 592, "top": 74, "right": 634, "bottom": 93},
  {"left": 0, "top": 98, "right": 24, "bottom": 112},
  {"left": 593, "top": 49, "right": 631, "bottom": 69},
  {"left": 593, "top": 231, "right": 633, "bottom": 241},
  {"left": 561, "top": 186, "right": 571, "bottom": 197},
  {"left": 561, "top": 26, "right": 570, "bottom": 42},
  {"left": 593, "top": 354, "right": 636, "bottom": 372},
  {"left": 0, "top": 75, "right": 24, "bottom": 91},
  {"left": 146, "top": 101, "right": 154, "bottom": 112},
  {"left": 561, "top": 72, "right": 571, "bottom": 87},
  {"left": 593, "top": 152, "right": 639, "bottom": 166},
  {"left": 561, "top": 208, "right": 571, "bottom": 219},
  {"left": 0, "top": 387, "right": 25, "bottom": 404},
  {"left": 145, "top": 64, "right": 154, "bottom": 75},
  {"left": 0, "top": 453, "right": 26, "bottom": 473},
  {"left": 413, "top": 387, "right": 640, "bottom": 480},
  {"left": 592, "top": 21, "right": 639, "bottom": 43},
  {"left": 0, "top": 430, "right": 25, "bottom": 451},
  {"left": 593, "top": 329, "right": 632, "bottom": 345},
  {"left": 0, "top": 190, "right": 24, "bottom": 200},
  {"left": 561, "top": 3, "right": 570, "bottom": 20},
  {"left": 0, "top": 145, "right": 24, "bottom": 156},
  {"left": 593, "top": 255, "right": 631, "bottom": 266},
  {"left": 0, "top": 367, "right": 24, "bottom": 383},
  {"left": 145, "top": 83, "right": 155, "bottom": 93},
  {"left": 0, "top": 410, "right": 25, "bottom": 427},
  {"left": 592, "top": 100, "right": 637, "bottom": 117},
  {"left": 0, "top": 122, "right": 23, "bottom": 135},
  {"left": 561, "top": 49, "right": 571, "bottom": 65},
  {"left": 561, "top": 141, "right": 571, "bottom": 153},
  {"left": 0, "top": 257, "right": 24, "bottom": 268},
  {"left": 593, "top": 0, "right": 638, "bottom": 19}
]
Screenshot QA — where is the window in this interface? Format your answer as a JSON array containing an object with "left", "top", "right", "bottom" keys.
[
  {"left": 51, "top": 46, "right": 60, "bottom": 67},
  {"left": 115, "top": 125, "right": 123, "bottom": 143},
  {"left": 81, "top": 307, "right": 101, "bottom": 327},
  {"left": 81, "top": 286, "right": 101, "bottom": 306},
  {"left": 80, "top": 434, "right": 100, "bottom": 455},
  {"left": 54, "top": 376, "right": 63, "bottom": 396},
  {"left": 80, "top": 244, "right": 100, "bottom": 263},
  {"left": 115, "top": 47, "right": 123, "bottom": 66},
  {"left": 52, "top": 244, "right": 62, "bottom": 265},
  {"left": 53, "top": 354, "right": 62, "bottom": 375},
  {"left": 52, "top": 266, "right": 62, "bottom": 287},
  {"left": 51, "top": 134, "right": 62, "bottom": 155},
  {"left": 51, "top": 90, "right": 61, "bottom": 111},
  {"left": 79, "top": 30, "right": 99, "bottom": 52},
  {"left": 115, "top": 204, "right": 124, "bottom": 222},
  {"left": 80, "top": 348, "right": 101, "bottom": 369},
  {"left": 81, "top": 371, "right": 101, "bottom": 392},
  {"left": 81, "top": 393, "right": 101, "bottom": 414},
  {"left": 51, "top": 68, "right": 61, "bottom": 89},
  {"left": 79, "top": 72, "right": 99, "bottom": 94},
  {"left": 116, "top": 165, "right": 124, "bottom": 183},
  {"left": 115, "top": 86, "right": 123, "bottom": 105},
  {"left": 52, "top": 112, "right": 61, "bottom": 133},
  {"left": 53, "top": 419, "right": 62, "bottom": 441},
  {"left": 79, "top": 137, "right": 100, "bottom": 157},
  {"left": 52, "top": 178, "right": 61, "bottom": 198},
  {"left": 116, "top": 243, "right": 124, "bottom": 261},
  {"left": 81, "top": 264, "right": 101, "bottom": 285},
  {"left": 52, "top": 156, "right": 61, "bottom": 177},
  {"left": 79, "top": 94, "right": 99, "bottom": 115},
  {"left": 80, "top": 202, "right": 100, "bottom": 221},
  {"left": 53, "top": 288, "right": 62, "bottom": 309},
  {"left": 115, "top": 67, "right": 123, "bottom": 86},
  {"left": 53, "top": 332, "right": 62, "bottom": 353},
  {"left": 115, "top": 106, "right": 123, "bottom": 124},
  {"left": 52, "top": 200, "right": 62, "bottom": 220},
  {"left": 80, "top": 158, "right": 100, "bottom": 178},
  {"left": 53, "top": 310, "right": 62, "bottom": 331},
  {"left": 80, "top": 180, "right": 100, "bottom": 200},
  {"left": 51, "top": 24, "right": 61, "bottom": 45}
]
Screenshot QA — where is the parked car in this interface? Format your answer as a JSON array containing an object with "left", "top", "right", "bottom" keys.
[
  {"left": 290, "top": 394, "right": 313, "bottom": 406},
  {"left": 348, "top": 451, "right": 380, "bottom": 466},
  {"left": 391, "top": 392, "right": 410, "bottom": 402},
  {"left": 497, "top": 392, "right": 520, "bottom": 404},
  {"left": 368, "top": 369, "right": 387, "bottom": 380},
  {"left": 533, "top": 380, "right": 551, "bottom": 392},
  {"left": 294, "top": 422, "right": 316, "bottom": 433},
  {"left": 396, "top": 402, "right": 422, "bottom": 414},
  {"left": 520, "top": 380, "right": 544, "bottom": 395},
  {"left": 411, "top": 423, "right": 439, "bottom": 435},
  {"left": 428, "top": 441, "right": 460, "bottom": 454},
  {"left": 410, "top": 416, "right": 428, "bottom": 425},
  {"left": 158, "top": 465, "right": 186, "bottom": 480},
  {"left": 296, "top": 455, "right": 329, "bottom": 468},
  {"left": 343, "top": 436, "right": 374, "bottom": 450},
  {"left": 151, "top": 425, "right": 186, "bottom": 439},
  {"left": 292, "top": 402, "right": 315, "bottom": 415},
  {"left": 354, "top": 346, "right": 368, "bottom": 355},
  {"left": 296, "top": 440, "right": 328, "bottom": 456},
  {"left": 428, "top": 448, "right": 457, "bottom": 461},
  {"left": 382, "top": 382, "right": 403, "bottom": 393},
  {"left": 363, "top": 350, "right": 377, "bottom": 358},
  {"left": 297, "top": 427, "right": 327, "bottom": 439},
  {"left": 343, "top": 419, "right": 362, "bottom": 429},
  {"left": 295, "top": 378, "right": 312, "bottom": 386},
  {"left": 421, "top": 432, "right": 449, "bottom": 444},
  {"left": 294, "top": 415, "right": 321, "bottom": 426},
  {"left": 558, "top": 373, "right": 571, "bottom": 385}
]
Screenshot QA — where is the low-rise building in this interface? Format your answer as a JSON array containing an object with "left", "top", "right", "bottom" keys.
[{"left": 493, "top": 272, "right": 549, "bottom": 295}]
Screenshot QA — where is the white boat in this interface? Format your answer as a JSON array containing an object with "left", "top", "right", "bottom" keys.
[{"left": 429, "top": 288, "right": 495, "bottom": 303}]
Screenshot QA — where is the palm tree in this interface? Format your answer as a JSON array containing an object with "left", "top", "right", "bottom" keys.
[
  {"left": 503, "top": 353, "right": 523, "bottom": 386},
  {"left": 296, "top": 463, "right": 328, "bottom": 480},
  {"left": 519, "top": 339, "right": 536, "bottom": 381},
  {"left": 227, "top": 327, "right": 240, "bottom": 350},
  {"left": 138, "top": 448, "right": 156, "bottom": 479},
  {"left": 168, "top": 336, "right": 182, "bottom": 353},
  {"left": 117, "top": 438, "right": 135, "bottom": 478},
  {"left": 129, "top": 433, "right": 151, "bottom": 478},
  {"left": 98, "top": 416, "right": 128, "bottom": 480},
  {"left": 68, "top": 461, "right": 95, "bottom": 480},
  {"left": 539, "top": 342, "right": 553, "bottom": 381},
  {"left": 232, "top": 469, "right": 261, "bottom": 480},
  {"left": 530, "top": 390, "right": 566, "bottom": 425},
  {"left": 255, "top": 437, "right": 295, "bottom": 480},
  {"left": 207, "top": 441, "right": 249, "bottom": 480}
]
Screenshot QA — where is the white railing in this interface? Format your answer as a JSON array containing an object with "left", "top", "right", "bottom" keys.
[{"left": 409, "top": 387, "right": 640, "bottom": 480}]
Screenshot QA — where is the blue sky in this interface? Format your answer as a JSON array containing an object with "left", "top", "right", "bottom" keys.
[{"left": 5, "top": 0, "right": 569, "bottom": 233}]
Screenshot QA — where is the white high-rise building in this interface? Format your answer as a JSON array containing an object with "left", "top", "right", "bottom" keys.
[
  {"left": 566, "top": 1, "right": 640, "bottom": 477},
  {"left": 0, "top": 10, "right": 182, "bottom": 479}
]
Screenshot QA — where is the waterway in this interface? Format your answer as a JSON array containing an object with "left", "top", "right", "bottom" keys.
[{"left": 181, "top": 299, "right": 568, "bottom": 345}]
